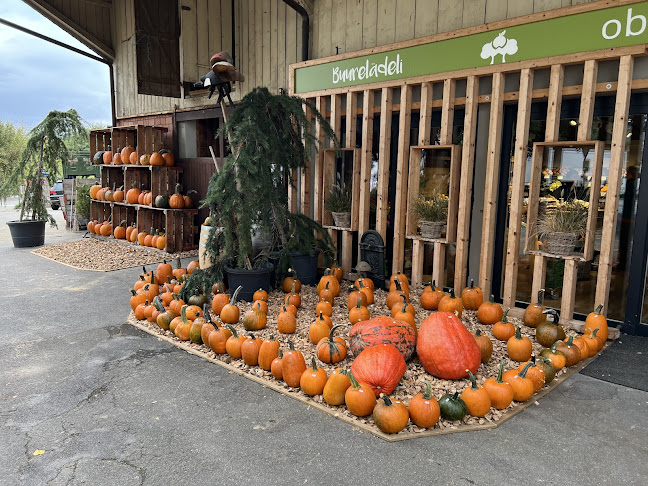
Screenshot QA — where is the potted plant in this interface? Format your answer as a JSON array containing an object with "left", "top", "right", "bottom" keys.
[
  {"left": 416, "top": 192, "right": 449, "bottom": 239},
  {"left": 538, "top": 199, "right": 588, "bottom": 255},
  {"left": 75, "top": 182, "right": 92, "bottom": 229},
  {"left": 1, "top": 110, "right": 85, "bottom": 247},
  {"left": 181, "top": 88, "right": 338, "bottom": 301},
  {"left": 325, "top": 181, "right": 352, "bottom": 228}
]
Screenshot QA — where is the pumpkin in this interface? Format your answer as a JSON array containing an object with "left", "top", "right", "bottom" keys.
[
  {"left": 344, "top": 371, "right": 377, "bottom": 417},
  {"left": 150, "top": 152, "right": 164, "bottom": 166},
  {"left": 416, "top": 312, "right": 481, "bottom": 379},
  {"left": 174, "top": 305, "right": 192, "bottom": 341},
  {"left": 506, "top": 362, "right": 535, "bottom": 402},
  {"left": 316, "top": 324, "right": 348, "bottom": 364},
  {"left": 408, "top": 381, "right": 440, "bottom": 428},
  {"left": 523, "top": 289, "right": 546, "bottom": 328},
  {"left": 144, "top": 227, "right": 154, "bottom": 247},
  {"left": 438, "top": 288, "right": 463, "bottom": 318},
  {"left": 114, "top": 220, "right": 127, "bottom": 240},
  {"left": 189, "top": 312, "right": 205, "bottom": 344},
  {"left": 112, "top": 152, "right": 123, "bottom": 165},
  {"left": 477, "top": 294, "right": 504, "bottom": 325},
  {"left": 161, "top": 150, "right": 175, "bottom": 166},
  {"left": 392, "top": 303, "right": 417, "bottom": 337},
  {"left": 186, "top": 260, "right": 199, "bottom": 275},
  {"left": 113, "top": 186, "right": 124, "bottom": 203},
  {"left": 211, "top": 283, "right": 229, "bottom": 316},
  {"left": 130, "top": 288, "right": 145, "bottom": 310},
  {"left": 461, "top": 279, "right": 484, "bottom": 310},
  {"left": 253, "top": 288, "right": 268, "bottom": 302},
  {"left": 507, "top": 326, "right": 533, "bottom": 362},
  {"left": 330, "top": 265, "right": 344, "bottom": 282},
  {"left": 584, "top": 328, "right": 603, "bottom": 356},
  {"left": 286, "top": 282, "right": 302, "bottom": 308},
  {"left": 355, "top": 276, "right": 374, "bottom": 292},
  {"left": 184, "top": 304, "right": 202, "bottom": 320},
  {"left": 271, "top": 350, "right": 284, "bottom": 379},
  {"left": 156, "top": 234, "right": 166, "bottom": 250},
  {"left": 373, "top": 394, "right": 409, "bottom": 434},
  {"left": 350, "top": 344, "right": 406, "bottom": 397},
  {"left": 316, "top": 299, "right": 333, "bottom": 317},
  {"left": 461, "top": 370, "right": 492, "bottom": 417},
  {"left": 318, "top": 269, "right": 340, "bottom": 297},
  {"left": 121, "top": 146, "right": 135, "bottom": 164},
  {"left": 201, "top": 318, "right": 216, "bottom": 347},
  {"left": 242, "top": 302, "right": 267, "bottom": 331},
  {"left": 386, "top": 277, "right": 409, "bottom": 309},
  {"left": 253, "top": 299, "right": 268, "bottom": 314},
  {"left": 156, "top": 260, "right": 173, "bottom": 285},
  {"left": 474, "top": 329, "right": 493, "bottom": 364},
  {"left": 584, "top": 304, "right": 608, "bottom": 343},
  {"left": 87, "top": 220, "right": 97, "bottom": 233},
  {"left": 282, "top": 341, "right": 306, "bottom": 388},
  {"left": 354, "top": 280, "right": 374, "bottom": 305},
  {"left": 139, "top": 153, "right": 150, "bottom": 165},
  {"left": 125, "top": 182, "right": 141, "bottom": 204},
  {"left": 390, "top": 294, "right": 414, "bottom": 317},
  {"left": 572, "top": 334, "right": 592, "bottom": 360},
  {"left": 438, "top": 392, "right": 468, "bottom": 421},
  {"left": 102, "top": 150, "right": 112, "bottom": 164},
  {"left": 536, "top": 357, "right": 556, "bottom": 385},
  {"left": 349, "top": 316, "right": 417, "bottom": 361},
  {"left": 92, "top": 151, "right": 104, "bottom": 165},
  {"left": 169, "top": 183, "right": 184, "bottom": 209},
  {"left": 539, "top": 341, "right": 567, "bottom": 371},
  {"left": 220, "top": 286, "right": 242, "bottom": 324},
  {"left": 282, "top": 268, "right": 302, "bottom": 293},
  {"left": 277, "top": 306, "right": 297, "bottom": 334},
  {"left": 300, "top": 357, "right": 328, "bottom": 396},
  {"left": 492, "top": 308, "right": 515, "bottom": 341},
  {"left": 483, "top": 361, "right": 514, "bottom": 409},
  {"left": 282, "top": 296, "right": 298, "bottom": 316},
  {"left": 318, "top": 282, "right": 335, "bottom": 304},
  {"left": 134, "top": 300, "right": 148, "bottom": 320},
  {"left": 556, "top": 336, "right": 582, "bottom": 367},
  {"left": 208, "top": 325, "right": 232, "bottom": 354},
  {"left": 535, "top": 309, "right": 566, "bottom": 347},
  {"left": 241, "top": 334, "right": 263, "bottom": 366},
  {"left": 348, "top": 297, "right": 370, "bottom": 325},
  {"left": 257, "top": 334, "right": 280, "bottom": 371},
  {"left": 420, "top": 280, "right": 445, "bottom": 310},
  {"left": 225, "top": 325, "right": 245, "bottom": 359},
  {"left": 516, "top": 357, "right": 545, "bottom": 392},
  {"left": 128, "top": 225, "right": 138, "bottom": 242},
  {"left": 323, "top": 368, "right": 351, "bottom": 406},
  {"left": 156, "top": 307, "right": 177, "bottom": 331},
  {"left": 390, "top": 271, "right": 409, "bottom": 293},
  {"left": 308, "top": 312, "right": 331, "bottom": 345},
  {"left": 155, "top": 194, "right": 169, "bottom": 208},
  {"left": 129, "top": 150, "right": 139, "bottom": 164}
]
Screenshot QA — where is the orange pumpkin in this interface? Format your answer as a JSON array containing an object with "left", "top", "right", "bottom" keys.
[
  {"left": 437, "top": 289, "right": 463, "bottom": 318},
  {"left": 150, "top": 152, "right": 164, "bottom": 166},
  {"left": 125, "top": 182, "right": 141, "bottom": 204},
  {"left": 492, "top": 308, "right": 515, "bottom": 341},
  {"left": 420, "top": 280, "right": 445, "bottom": 311},
  {"left": 169, "top": 184, "right": 184, "bottom": 209},
  {"left": 300, "top": 357, "right": 329, "bottom": 396},
  {"left": 477, "top": 295, "right": 504, "bottom": 325},
  {"left": 461, "top": 279, "right": 484, "bottom": 311},
  {"left": 584, "top": 304, "right": 608, "bottom": 344}
]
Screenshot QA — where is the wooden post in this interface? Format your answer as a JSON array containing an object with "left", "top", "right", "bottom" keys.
[
  {"left": 358, "top": 89, "right": 375, "bottom": 241},
  {"left": 454, "top": 75, "right": 479, "bottom": 294},
  {"left": 300, "top": 101, "right": 313, "bottom": 216},
  {"left": 478, "top": 71, "right": 504, "bottom": 295},
  {"left": 313, "top": 96, "right": 326, "bottom": 223},
  {"left": 346, "top": 92, "right": 358, "bottom": 148},
  {"left": 596, "top": 55, "right": 634, "bottom": 311},
  {"left": 440, "top": 79, "right": 455, "bottom": 145},
  {"left": 503, "top": 68, "right": 534, "bottom": 309},
  {"left": 376, "top": 87, "right": 393, "bottom": 242},
  {"left": 578, "top": 60, "right": 599, "bottom": 142},
  {"left": 392, "top": 84, "right": 412, "bottom": 274},
  {"left": 433, "top": 241, "right": 446, "bottom": 288}
]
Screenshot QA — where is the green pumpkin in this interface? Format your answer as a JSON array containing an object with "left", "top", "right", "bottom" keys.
[
  {"left": 535, "top": 309, "right": 565, "bottom": 347},
  {"left": 155, "top": 195, "right": 169, "bottom": 208},
  {"left": 188, "top": 294, "right": 207, "bottom": 307},
  {"left": 189, "top": 321, "right": 203, "bottom": 344},
  {"left": 438, "top": 392, "right": 468, "bottom": 421},
  {"left": 92, "top": 151, "right": 105, "bottom": 164},
  {"left": 537, "top": 357, "right": 556, "bottom": 385}
]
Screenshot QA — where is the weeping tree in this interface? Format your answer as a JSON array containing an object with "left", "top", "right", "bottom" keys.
[
  {"left": 0, "top": 109, "right": 86, "bottom": 225},
  {"left": 181, "top": 87, "right": 339, "bottom": 300}
]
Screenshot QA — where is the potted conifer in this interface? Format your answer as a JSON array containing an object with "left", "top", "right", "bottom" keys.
[{"left": 1, "top": 110, "right": 85, "bottom": 247}]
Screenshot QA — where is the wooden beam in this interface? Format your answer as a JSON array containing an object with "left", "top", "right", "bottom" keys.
[
  {"left": 358, "top": 89, "right": 375, "bottom": 239},
  {"left": 392, "top": 84, "right": 413, "bottom": 274},
  {"left": 411, "top": 239, "right": 425, "bottom": 288},
  {"left": 440, "top": 79, "right": 456, "bottom": 145},
  {"left": 454, "top": 75, "right": 479, "bottom": 294},
  {"left": 313, "top": 96, "right": 326, "bottom": 223},
  {"left": 341, "top": 230, "right": 353, "bottom": 274},
  {"left": 433, "top": 241, "right": 446, "bottom": 288},
  {"left": 478, "top": 71, "right": 504, "bottom": 296},
  {"left": 376, "top": 87, "right": 393, "bottom": 241},
  {"left": 418, "top": 82, "right": 433, "bottom": 145},
  {"left": 578, "top": 60, "right": 599, "bottom": 142},
  {"left": 596, "top": 55, "right": 634, "bottom": 313},
  {"left": 503, "top": 68, "right": 534, "bottom": 309},
  {"left": 346, "top": 92, "right": 358, "bottom": 148},
  {"left": 300, "top": 101, "right": 312, "bottom": 216}
]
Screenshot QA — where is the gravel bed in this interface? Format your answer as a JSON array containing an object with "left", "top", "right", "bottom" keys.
[
  {"left": 129, "top": 280, "right": 581, "bottom": 435},
  {"left": 33, "top": 238, "right": 197, "bottom": 271}
]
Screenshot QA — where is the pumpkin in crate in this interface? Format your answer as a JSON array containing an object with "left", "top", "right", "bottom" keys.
[
  {"left": 461, "top": 279, "right": 484, "bottom": 310},
  {"left": 350, "top": 344, "right": 406, "bottom": 397},
  {"left": 258, "top": 335, "right": 280, "bottom": 371},
  {"left": 300, "top": 358, "right": 328, "bottom": 396},
  {"left": 523, "top": 289, "right": 546, "bottom": 328},
  {"left": 129, "top": 150, "right": 139, "bottom": 164},
  {"left": 316, "top": 324, "right": 347, "bottom": 364},
  {"left": 113, "top": 186, "right": 124, "bottom": 203},
  {"left": 125, "top": 182, "right": 141, "bottom": 204},
  {"left": 160, "top": 149, "right": 175, "bottom": 166},
  {"left": 584, "top": 304, "right": 607, "bottom": 343},
  {"left": 438, "top": 289, "right": 463, "bottom": 318},
  {"left": 345, "top": 371, "right": 377, "bottom": 417},
  {"left": 373, "top": 394, "right": 409, "bottom": 434},
  {"left": 89, "top": 182, "right": 102, "bottom": 199},
  {"left": 408, "top": 381, "right": 440, "bottom": 428},
  {"left": 420, "top": 280, "right": 445, "bottom": 311},
  {"left": 100, "top": 221, "right": 113, "bottom": 236},
  {"left": 92, "top": 151, "right": 104, "bottom": 165},
  {"left": 323, "top": 368, "right": 351, "bottom": 406},
  {"left": 169, "top": 184, "right": 184, "bottom": 209},
  {"left": 121, "top": 146, "right": 135, "bottom": 164},
  {"left": 477, "top": 295, "right": 503, "bottom": 325},
  {"left": 282, "top": 341, "right": 306, "bottom": 388},
  {"left": 241, "top": 334, "right": 262, "bottom": 366},
  {"left": 348, "top": 316, "right": 416, "bottom": 361},
  {"left": 102, "top": 150, "right": 113, "bottom": 164},
  {"left": 113, "top": 220, "right": 127, "bottom": 240},
  {"left": 155, "top": 195, "right": 169, "bottom": 209},
  {"left": 139, "top": 153, "right": 150, "bottom": 165},
  {"left": 112, "top": 151, "right": 123, "bottom": 165},
  {"left": 417, "top": 312, "right": 480, "bottom": 380},
  {"left": 150, "top": 152, "right": 164, "bottom": 166}
]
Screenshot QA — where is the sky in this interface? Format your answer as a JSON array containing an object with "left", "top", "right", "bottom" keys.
[{"left": 0, "top": 0, "right": 111, "bottom": 129}]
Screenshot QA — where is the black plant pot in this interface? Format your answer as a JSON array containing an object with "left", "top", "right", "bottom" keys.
[
  {"left": 225, "top": 265, "right": 273, "bottom": 302},
  {"left": 7, "top": 220, "right": 46, "bottom": 248},
  {"left": 289, "top": 251, "right": 319, "bottom": 286}
]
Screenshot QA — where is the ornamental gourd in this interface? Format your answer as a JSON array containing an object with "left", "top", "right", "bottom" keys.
[
  {"left": 348, "top": 316, "right": 417, "bottom": 361},
  {"left": 416, "top": 312, "right": 480, "bottom": 380},
  {"left": 350, "top": 344, "right": 406, "bottom": 397}
]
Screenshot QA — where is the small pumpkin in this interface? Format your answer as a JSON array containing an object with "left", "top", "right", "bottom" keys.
[
  {"left": 392, "top": 302, "right": 417, "bottom": 337},
  {"left": 461, "top": 279, "right": 484, "bottom": 311},
  {"left": 535, "top": 308, "right": 566, "bottom": 347},
  {"left": 125, "top": 181, "right": 141, "bottom": 204},
  {"left": 386, "top": 277, "right": 409, "bottom": 309},
  {"left": 150, "top": 152, "right": 164, "bottom": 166},
  {"left": 211, "top": 282, "right": 229, "bottom": 316},
  {"left": 318, "top": 268, "right": 340, "bottom": 297},
  {"left": 516, "top": 357, "right": 545, "bottom": 392},
  {"left": 584, "top": 328, "right": 603, "bottom": 356},
  {"left": 483, "top": 361, "right": 514, "bottom": 409},
  {"left": 353, "top": 279, "right": 374, "bottom": 305},
  {"left": 258, "top": 334, "right": 280, "bottom": 371},
  {"left": 174, "top": 305, "right": 192, "bottom": 341},
  {"left": 507, "top": 326, "right": 533, "bottom": 362},
  {"left": 318, "top": 282, "right": 335, "bottom": 304},
  {"left": 390, "top": 294, "right": 414, "bottom": 317},
  {"left": 225, "top": 325, "right": 245, "bottom": 359},
  {"left": 155, "top": 194, "right": 169, "bottom": 208},
  {"left": 242, "top": 302, "right": 267, "bottom": 331},
  {"left": 348, "top": 297, "right": 370, "bottom": 325},
  {"left": 584, "top": 304, "right": 608, "bottom": 343},
  {"left": 277, "top": 306, "right": 297, "bottom": 334},
  {"left": 373, "top": 394, "right": 409, "bottom": 434},
  {"left": 308, "top": 311, "right": 332, "bottom": 345},
  {"left": 300, "top": 357, "right": 328, "bottom": 396},
  {"left": 473, "top": 329, "right": 493, "bottom": 364},
  {"left": 536, "top": 357, "right": 556, "bottom": 385},
  {"left": 438, "top": 392, "right": 468, "bottom": 421},
  {"left": 506, "top": 361, "right": 535, "bottom": 402},
  {"left": 220, "top": 286, "right": 242, "bottom": 324},
  {"left": 253, "top": 288, "right": 268, "bottom": 302},
  {"left": 208, "top": 324, "right": 232, "bottom": 354},
  {"left": 492, "top": 308, "right": 515, "bottom": 342},
  {"left": 241, "top": 333, "right": 263, "bottom": 366},
  {"left": 156, "top": 260, "right": 173, "bottom": 285},
  {"left": 420, "top": 280, "right": 445, "bottom": 311},
  {"left": 477, "top": 294, "right": 504, "bottom": 325},
  {"left": 282, "top": 296, "right": 298, "bottom": 316},
  {"left": 316, "top": 324, "right": 348, "bottom": 364},
  {"left": 282, "top": 341, "right": 307, "bottom": 388},
  {"left": 437, "top": 288, "right": 463, "bottom": 318},
  {"left": 350, "top": 344, "right": 406, "bottom": 397},
  {"left": 539, "top": 341, "right": 567, "bottom": 371},
  {"left": 286, "top": 281, "right": 302, "bottom": 308},
  {"left": 282, "top": 268, "right": 302, "bottom": 293},
  {"left": 408, "top": 381, "right": 440, "bottom": 428},
  {"left": 461, "top": 370, "right": 492, "bottom": 417},
  {"left": 556, "top": 335, "right": 582, "bottom": 367},
  {"left": 330, "top": 265, "right": 344, "bottom": 282},
  {"left": 323, "top": 368, "right": 351, "bottom": 406},
  {"left": 390, "top": 271, "right": 409, "bottom": 294},
  {"left": 271, "top": 349, "right": 284, "bottom": 380},
  {"left": 344, "top": 371, "right": 377, "bottom": 417},
  {"left": 523, "top": 289, "right": 546, "bottom": 328},
  {"left": 316, "top": 299, "right": 333, "bottom": 317},
  {"left": 169, "top": 183, "right": 184, "bottom": 209}
]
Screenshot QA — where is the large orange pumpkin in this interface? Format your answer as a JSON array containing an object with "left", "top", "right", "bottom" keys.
[
  {"left": 350, "top": 344, "right": 406, "bottom": 397},
  {"left": 417, "top": 311, "right": 481, "bottom": 380},
  {"left": 169, "top": 184, "right": 184, "bottom": 209},
  {"left": 348, "top": 316, "right": 417, "bottom": 361}
]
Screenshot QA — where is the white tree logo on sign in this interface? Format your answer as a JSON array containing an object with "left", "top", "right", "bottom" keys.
[{"left": 481, "top": 30, "right": 518, "bottom": 64}]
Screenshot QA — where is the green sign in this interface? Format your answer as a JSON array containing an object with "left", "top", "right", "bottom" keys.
[{"left": 294, "top": 2, "right": 648, "bottom": 93}]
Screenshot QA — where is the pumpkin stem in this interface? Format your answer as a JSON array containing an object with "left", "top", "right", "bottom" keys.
[
  {"left": 469, "top": 279, "right": 475, "bottom": 289},
  {"left": 537, "top": 289, "right": 545, "bottom": 307},
  {"left": 180, "top": 304, "right": 188, "bottom": 324},
  {"left": 401, "top": 302, "right": 408, "bottom": 314},
  {"left": 495, "top": 360, "right": 506, "bottom": 383},
  {"left": 276, "top": 349, "right": 283, "bottom": 359},
  {"left": 355, "top": 297, "right": 363, "bottom": 309},
  {"left": 203, "top": 304, "right": 211, "bottom": 323},
  {"left": 422, "top": 380, "right": 433, "bottom": 400},
  {"left": 329, "top": 324, "right": 346, "bottom": 341},
  {"left": 449, "top": 288, "right": 456, "bottom": 299},
  {"left": 501, "top": 307, "right": 510, "bottom": 324},
  {"left": 400, "top": 294, "right": 408, "bottom": 304},
  {"left": 594, "top": 304, "right": 603, "bottom": 315},
  {"left": 130, "top": 289, "right": 137, "bottom": 296},
  {"left": 231, "top": 285, "right": 242, "bottom": 304},
  {"left": 256, "top": 302, "right": 262, "bottom": 311},
  {"left": 152, "top": 296, "right": 165, "bottom": 312},
  {"left": 475, "top": 329, "right": 483, "bottom": 337},
  {"left": 550, "top": 340, "right": 563, "bottom": 353},
  {"left": 590, "top": 328, "right": 600, "bottom": 339},
  {"left": 466, "top": 369, "right": 479, "bottom": 390},
  {"left": 319, "top": 311, "right": 325, "bottom": 320},
  {"left": 225, "top": 324, "right": 238, "bottom": 338},
  {"left": 565, "top": 335, "right": 575, "bottom": 346},
  {"left": 518, "top": 361, "right": 534, "bottom": 379},
  {"left": 489, "top": 294, "right": 495, "bottom": 304},
  {"left": 514, "top": 326, "right": 522, "bottom": 340},
  {"left": 310, "top": 356, "right": 318, "bottom": 371},
  {"left": 248, "top": 333, "right": 256, "bottom": 341},
  {"left": 287, "top": 340, "right": 296, "bottom": 351},
  {"left": 379, "top": 393, "right": 392, "bottom": 406},
  {"left": 393, "top": 276, "right": 402, "bottom": 291},
  {"left": 347, "top": 371, "right": 361, "bottom": 390}
]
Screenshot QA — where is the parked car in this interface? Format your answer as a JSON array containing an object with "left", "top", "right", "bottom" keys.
[{"left": 49, "top": 180, "right": 63, "bottom": 210}]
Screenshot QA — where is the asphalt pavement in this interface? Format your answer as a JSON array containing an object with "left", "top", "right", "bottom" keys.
[{"left": 1, "top": 198, "right": 647, "bottom": 485}]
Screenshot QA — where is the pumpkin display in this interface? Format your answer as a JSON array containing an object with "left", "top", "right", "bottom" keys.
[
  {"left": 161, "top": 149, "right": 175, "bottom": 166},
  {"left": 477, "top": 295, "right": 504, "bottom": 325},
  {"left": 169, "top": 184, "right": 184, "bottom": 209},
  {"left": 150, "top": 152, "right": 164, "bottom": 166},
  {"left": 492, "top": 308, "right": 515, "bottom": 342},
  {"left": 282, "top": 341, "right": 307, "bottom": 388},
  {"left": 350, "top": 344, "right": 406, "bottom": 397},
  {"left": 408, "top": 381, "right": 440, "bottom": 428},
  {"left": 300, "top": 357, "right": 328, "bottom": 396},
  {"left": 323, "top": 368, "right": 351, "bottom": 406},
  {"left": 112, "top": 152, "right": 123, "bottom": 165},
  {"left": 473, "top": 329, "right": 493, "bottom": 364},
  {"left": 316, "top": 324, "right": 348, "bottom": 364},
  {"left": 129, "top": 150, "right": 139, "bottom": 164},
  {"left": 242, "top": 302, "right": 267, "bottom": 331},
  {"left": 416, "top": 312, "right": 480, "bottom": 379},
  {"left": 92, "top": 152, "right": 104, "bottom": 165},
  {"left": 102, "top": 150, "right": 112, "bottom": 164},
  {"left": 539, "top": 341, "right": 567, "bottom": 371},
  {"left": 523, "top": 289, "right": 546, "bottom": 328},
  {"left": 438, "top": 392, "right": 468, "bottom": 421},
  {"left": 155, "top": 194, "right": 169, "bottom": 208},
  {"left": 348, "top": 297, "right": 370, "bottom": 325},
  {"left": 277, "top": 306, "right": 297, "bottom": 334},
  {"left": 225, "top": 325, "right": 245, "bottom": 359},
  {"left": 373, "top": 394, "right": 409, "bottom": 434},
  {"left": 506, "top": 362, "right": 535, "bottom": 402},
  {"left": 584, "top": 304, "right": 608, "bottom": 343},
  {"left": 220, "top": 286, "right": 242, "bottom": 324},
  {"left": 438, "top": 289, "right": 463, "bottom": 318},
  {"left": 535, "top": 309, "right": 566, "bottom": 347},
  {"left": 482, "top": 361, "right": 514, "bottom": 409},
  {"left": 461, "top": 370, "right": 492, "bottom": 417},
  {"left": 121, "top": 146, "right": 135, "bottom": 164},
  {"left": 420, "top": 280, "right": 445, "bottom": 310},
  {"left": 349, "top": 316, "right": 417, "bottom": 361},
  {"left": 208, "top": 325, "right": 232, "bottom": 354},
  {"left": 507, "top": 326, "right": 533, "bottom": 362},
  {"left": 461, "top": 279, "right": 484, "bottom": 310},
  {"left": 344, "top": 371, "right": 377, "bottom": 417},
  {"left": 139, "top": 153, "right": 150, "bottom": 165},
  {"left": 556, "top": 336, "right": 582, "bottom": 367},
  {"left": 270, "top": 350, "right": 284, "bottom": 379},
  {"left": 257, "top": 335, "right": 280, "bottom": 371},
  {"left": 241, "top": 334, "right": 263, "bottom": 366},
  {"left": 282, "top": 269, "right": 302, "bottom": 293}
]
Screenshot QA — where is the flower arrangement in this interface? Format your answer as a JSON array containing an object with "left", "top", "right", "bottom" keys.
[
  {"left": 325, "top": 182, "right": 352, "bottom": 213},
  {"left": 416, "top": 193, "right": 449, "bottom": 223},
  {"left": 539, "top": 199, "right": 588, "bottom": 235}
]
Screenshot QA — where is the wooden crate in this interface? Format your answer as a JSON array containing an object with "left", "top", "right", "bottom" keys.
[
  {"left": 89, "top": 125, "right": 168, "bottom": 161},
  {"left": 123, "top": 166, "right": 152, "bottom": 195},
  {"left": 100, "top": 166, "right": 125, "bottom": 190}
]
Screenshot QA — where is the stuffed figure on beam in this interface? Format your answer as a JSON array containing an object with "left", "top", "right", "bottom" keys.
[{"left": 191, "top": 51, "right": 244, "bottom": 105}]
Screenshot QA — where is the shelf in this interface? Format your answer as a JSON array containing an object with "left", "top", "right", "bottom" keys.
[
  {"left": 406, "top": 234, "right": 449, "bottom": 244},
  {"left": 527, "top": 249, "right": 587, "bottom": 262},
  {"left": 95, "top": 164, "right": 182, "bottom": 172},
  {"left": 323, "top": 225, "right": 354, "bottom": 231},
  {"left": 91, "top": 199, "right": 197, "bottom": 213},
  {"left": 89, "top": 233, "right": 196, "bottom": 254}
]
